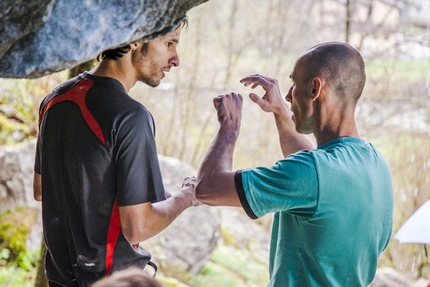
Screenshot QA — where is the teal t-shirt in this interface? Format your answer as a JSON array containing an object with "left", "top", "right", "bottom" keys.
[{"left": 238, "top": 137, "right": 393, "bottom": 287}]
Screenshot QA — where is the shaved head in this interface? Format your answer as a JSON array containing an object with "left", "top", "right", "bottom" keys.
[{"left": 298, "top": 42, "right": 366, "bottom": 105}]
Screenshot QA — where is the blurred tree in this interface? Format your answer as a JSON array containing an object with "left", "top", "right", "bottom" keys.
[
  {"left": 34, "top": 243, "right": 47, "bottom": 287},
  {"left": 68, "top": 59, "right": 97, "bottom": 79}
]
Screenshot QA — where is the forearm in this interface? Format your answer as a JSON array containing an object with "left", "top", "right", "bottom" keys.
[
  {"left": 120, "top": 191, "right": 193, "bottom": 244},
  {"left": 274, "top": 110, "right": 314, "bottom": 157},
  {"left": 196, "top": 125, "right": 241, "bottom": 207},
  {"left": 203, "top": 125, "right": 238, "bottom": 170},
  {"left": 146, "top": 193, "right": 193, "bottom": 236}
]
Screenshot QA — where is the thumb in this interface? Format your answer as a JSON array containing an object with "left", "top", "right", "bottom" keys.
[
  {"left": 249, "top": 93, "right": 266, "bottom": 109},
  {"left": 249, "top": 93, "right": 260, "bottom": 103}
]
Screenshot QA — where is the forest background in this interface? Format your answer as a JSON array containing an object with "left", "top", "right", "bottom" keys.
[{"left": 0, "top": 0, "right": 429, "bottom": 286}]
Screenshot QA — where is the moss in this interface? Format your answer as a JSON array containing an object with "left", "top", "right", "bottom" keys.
[
  {"left": 156, "top": 276, "right": 191, "bottom": 287},
  {"left": 219, "top": 226, "right": 237, "bottom": 247},
  {"left": 0, "top": 207, "right": 39, "bottom": 269},
  {"left": 210, "top": 245, "right": 269, "bottom": 285}
]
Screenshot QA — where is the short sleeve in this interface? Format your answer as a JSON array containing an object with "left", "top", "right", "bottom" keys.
[
  {"left": 34, "top": 116, "right": 44, "bottom": 174},
  {"left": 239, "top": 151, "right": 319, "bottom": 218},
  {"left": 114, "top": 106, "right": 166, "bottom": 206},
  {"left": 34, "top": 136, "right": 41, "bottom": 174}
]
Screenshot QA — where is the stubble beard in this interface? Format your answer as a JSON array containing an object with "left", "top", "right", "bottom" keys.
[
  {"left": 137, "top": 58, "right": 160, "bottom": 88},
  {"left": 136, "top": 43, "right": 161, "bottom": 88},
  {"left": 140, "top": 72, "right": 160, "bottom": 88},
  {"left": 295, "top": 113, "right": 315, "bottom": 135},
  {"left": 294, "top": 93, "right": 315, "bottom": 134}
]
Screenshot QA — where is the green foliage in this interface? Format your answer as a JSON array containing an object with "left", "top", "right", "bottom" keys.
[
  {"left": 156, "top": 276, "right": 190, "bottom": 287},
  {"left": 0, "top": 72, "right": 67, "bottom": 145},
  {"left": 0, "top": 208, "right": 39, "bottom": 271},
  {"left": 0, "top": 264, "right": 36, "bottom": 287},
  {"left": 366, "top": 58, "right": 430, "bottom": 83},
  {"left": 0, "top": 223, "right": 27, "bottom": 261},
  {"left": 0, "top": 248, "right": 10, "bottom": 265},
  {"left": 219, "top": 226, "right": 237, "bottom": 247},
  {"left": 187, "top": 244, "right": 269, "bottom": 287},
  {"left": 188, "top": 262, "right": 247, "bottom": 287},
  {"left": 211, "top": 245, "right": 269, "bottom": 285}
]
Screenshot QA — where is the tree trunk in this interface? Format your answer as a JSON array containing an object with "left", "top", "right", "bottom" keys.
[
  {"left": 68, "top": 59, "right": 97, "bottom": 79},
  {"left": 34, "top": 241, "right": 47, "bottom": 287},
  {"left": 345, "top": 0, "right": 351, "bottom": 44}
]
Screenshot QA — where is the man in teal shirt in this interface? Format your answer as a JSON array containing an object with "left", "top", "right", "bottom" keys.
[{"left": 196, "top": 42, "right": 393, "bottom": 286}]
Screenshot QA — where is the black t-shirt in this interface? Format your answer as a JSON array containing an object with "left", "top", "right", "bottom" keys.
[{"left": 35, "top": 72, "right": 166, "bottom": 286}]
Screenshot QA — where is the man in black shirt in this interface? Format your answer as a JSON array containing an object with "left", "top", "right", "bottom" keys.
[{"left": 33, "top": 18, "right": 199, "bottom": 287}]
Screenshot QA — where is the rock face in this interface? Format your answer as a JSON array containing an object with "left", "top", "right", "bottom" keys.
[
  {"left": 0, "top": 0, "right": 208, "bottom": 79},
  {"left": 144, "top": 155, "right": 220, "bottom": 277},
  {"left": 0, "top": 140, "right": 38, "bottom": 214}
]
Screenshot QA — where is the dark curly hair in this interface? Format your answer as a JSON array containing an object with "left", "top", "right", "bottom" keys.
[
  {"left": 98, "top": 17, "right": 188, "bottom": 61},
  {"left": 98, "top": 45, "right": 131, "bottom": 61}
]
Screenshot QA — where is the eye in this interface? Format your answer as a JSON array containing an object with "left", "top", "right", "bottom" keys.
[{"left": 167, "top": 42, "right": 173, "bottom": 48}]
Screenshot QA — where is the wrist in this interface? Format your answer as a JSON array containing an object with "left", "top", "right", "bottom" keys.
[
  {"left": 273, "top": 102, "right": 292, "bottom": 118},
  {"left": 218, "top": 125, "right": 240, "bottom": 145},
  {"left": 172, "top": 192, "right": 193, "bottom": 210},
  {"left": 274, "top": 108, "right": 295, "bottom": 133}
]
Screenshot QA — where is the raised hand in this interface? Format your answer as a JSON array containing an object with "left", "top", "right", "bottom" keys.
[
  {"left": 240, "top": 74, "right": 313, "bottom": 156},
  {"left": 240, "top": 74, "right": 291, "bottom": 116},
  {"left": 213, "top": 92, "right": 243, "bottom": 128}
]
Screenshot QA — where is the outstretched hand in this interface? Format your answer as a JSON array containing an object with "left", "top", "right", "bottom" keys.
[
  {"left": 240, "top": 74, "right": 291, "bottom": 116},
  {"left": 213, "top": 92, "right": 243, "bottom": 128}
]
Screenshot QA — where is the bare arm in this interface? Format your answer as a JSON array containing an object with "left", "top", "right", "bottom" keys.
[
  {"left": 196, "top": 93, "right": 243, "bottom": 207},
  {"left": 33, "top": 172, "right": 198, "bottom": 244},
  {"left": 240, "top": 74, "right": 314, "bottom": 156},
  {"left": 33, "top": 172, "right": 42, "bottom": 201},
  {"left": 120, "top": 176, "right": 199, "bottom": 244}
]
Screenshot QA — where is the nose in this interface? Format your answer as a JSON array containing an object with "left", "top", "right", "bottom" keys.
[
  {"left": 285, "top": 86, "right": 293, "bottom": 103},
  {"left": 169, "top": 51, "right": 180, "bottom": 67}
]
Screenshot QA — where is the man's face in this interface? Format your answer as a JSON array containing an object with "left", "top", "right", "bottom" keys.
[
  {"left": 285, "top": 57, "right": 315, "bottom": 134},
  {"left": 132, "top": 27, "right": 182, "bottom": 87}
]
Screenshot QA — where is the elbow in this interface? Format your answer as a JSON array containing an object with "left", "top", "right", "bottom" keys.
[
  {"left": 195, "top": 180, "right": 215, "bottom": 206},
  {"left": 122, "top": 226, "right": 152, "bottom": 244},
  {"left": 122, "top": 230, "right": 138, "bottom": 245},
  {"left": 123, "top": 230, "right": 150, "bottom": 245}
]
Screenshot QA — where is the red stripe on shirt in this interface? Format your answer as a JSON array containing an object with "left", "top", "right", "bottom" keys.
[
  {"left": 105, "top": 198, "right": 121, "bottom": 276},
  {"left": 40, "top": 78, "right": 106, "bottom": 144}
]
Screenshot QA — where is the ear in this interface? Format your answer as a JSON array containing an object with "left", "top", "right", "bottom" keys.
[
  {"left": 310, "top": 77, "right": 322, "bottom": 101},
  {"left": 130, "top": 43, "right": 138, "bottom": 52}
]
